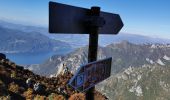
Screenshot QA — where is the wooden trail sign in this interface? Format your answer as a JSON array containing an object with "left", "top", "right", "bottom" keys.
[
  {"left": 49, "top": 2, "right": 123, "bottom": 34},
  {"left": 49, "top": 1, "right": 123, "bottom": 100}
]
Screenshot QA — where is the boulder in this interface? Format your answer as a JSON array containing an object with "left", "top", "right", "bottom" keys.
[{"left": 0, "top": 53, "right": 6, "bottom": 60}]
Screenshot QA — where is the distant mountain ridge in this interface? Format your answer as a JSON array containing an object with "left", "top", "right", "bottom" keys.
[
  {"left": 0, "top": 24, "right": 71, "bottom": 53},
  {"left": 1, "top": 20, "right": 170, "bottom": 48},
  {"left": 0, "top": 20, "right": 47, "bottom": 34}
]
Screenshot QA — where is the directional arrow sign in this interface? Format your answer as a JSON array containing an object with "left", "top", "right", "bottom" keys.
[
  {"left": 68, "top": 57, "right": 112, "bottom": 92},
  {"left": 49, "top": 2, "right": 123, "bottom": 34}
]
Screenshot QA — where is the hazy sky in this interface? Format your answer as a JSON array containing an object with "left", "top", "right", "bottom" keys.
[{"left": 0, "top": 0, "right": 170, "bottom": 39}]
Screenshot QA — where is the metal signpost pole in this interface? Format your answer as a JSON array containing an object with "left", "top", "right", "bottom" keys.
[{"left": 86, "top": 7, "right": 100, "bottom": 100}]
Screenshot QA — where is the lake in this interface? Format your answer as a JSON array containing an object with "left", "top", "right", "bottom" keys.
[{"left": 5, "top": 49, "right": 73, "bottom": 65}]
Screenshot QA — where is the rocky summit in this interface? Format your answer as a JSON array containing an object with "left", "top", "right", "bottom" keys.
[{"left": 0, "top": 54, "right": 107, "bottom": 100}]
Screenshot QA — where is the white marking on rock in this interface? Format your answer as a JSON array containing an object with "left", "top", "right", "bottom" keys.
[
  {"left": 163, "top": 55, "right": 170, "bottom": 60},
  {"left": 137, "top": 75, "right": 142, "bottom": 80},
  {"left": 157, "top": 59, "right": 165, "bottom": 66},
  {"left": 146, "top": 58, "right": 154, "bottom": 64},
  {"left": 136, "top": 86, "right": 143, "bottom": 96},
  {"left": 129, "top": 85, "right": 143, "bottom": 96}
]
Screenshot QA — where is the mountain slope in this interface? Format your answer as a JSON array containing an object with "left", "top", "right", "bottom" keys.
[
  {"left": 31, "top": 41, "right": 170, "bottom": 77},
  {"left": 96, "top": 64, "right": 170, "bottom": 100}
]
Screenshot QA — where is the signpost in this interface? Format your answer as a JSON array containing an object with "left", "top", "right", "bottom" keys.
[
  {"left": 68, "top": 57, "right": 112, "bottom": 92},
  {"left": 49, "top": 1, "right": 123, "bottom": 100},
  {"left": 49, "top": 2, "right": 123, "bottom": 34}
]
